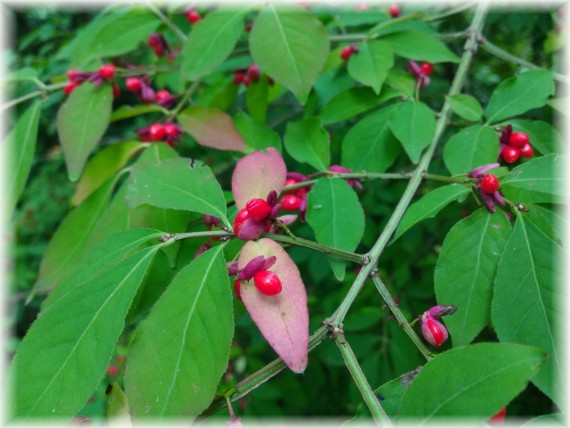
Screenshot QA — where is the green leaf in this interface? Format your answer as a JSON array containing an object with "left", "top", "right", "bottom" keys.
[
  {"left": 127, "top": 157, "right": 229, "bottom": 227},
  {"left": 507, "top": 119, "right": 560, "bottom": 156},
  {"left": 341, "top": 104, "right": 401, "bottom": 172},
  {"left": 389, "top": 101, "right": 436, "bottom": 164},
  {"left": 318, "top": 86, "right": 398, "bottom": 125},
  {"left": 380, "top": 31, "right": 460, "bottom": 63},
  {"left": 6, "top": 100, "right": 41, "bottom": 216},
  {"left": 434, "top": 209, "right": 512, "bottom": 346},
  {"left": 72, "top": 142, "right": 143, "bottom": 205},
  {"left": 75, "top": 9, "right": 160, "bottom": 63},
  {"left": 443, "top": 125, "right": 499, "bottom": 175},
  {"left": 11, "top": 245, "right": 159, "bottom": 418},
  {"left": 246, "top": 75, "right": 269, "bottom": 125},
  {"left": 106, "top": 384, "right": 130, "bottom": 421},
  {"left": 41, "top": 228, "right": 163, "bottom": 311},
  {"left": 347, "top": 41, "right": 394, "bottom": 94},
  {"left": 125, "top": 246, "right": 233, "bottom": 417},
  {"left": 56, "top": 83, "right": 113, "bottom": 181},
  {"left": 486, "top": 70, "right": 555, "bottom": 124},
  {"left": 31, "top": 175, "right": 119, "bottom": 298},
  {"left": 284, "top": 118, "right": 330, "bottom": 170},
  {"left": 399, "top": 343, "right": 545, "bottom": 420},
  {"left": 500, "top": 154, "right": 564, "bottom": 204},
  {"left": 492, "top": 216, "right": 564, "bottom": 404},
  {"left": 195, "top": 78, "right": 239, "bottom": 111},
  {"left": 233, "top": 111, "right": 282, "bottom": 153},
  {"left": 306, "top": 178, "right": 365, "bottom": 281},
  {"left": 523, "top": 205, "right": 565, "bottom": 245},
  {"left": 110, "top": 104, "right": 169, "bottom": 122},
  {"left": 249, "top": 4, "right": 329, "bottom": 104},
  {"left": 180, "top": 8, "right": 248, "bottom": 81},
  {"left": 178, "top": 106, "right": 246, "bottom": 152},
  {"left": 393, "top": 184, "right": 471, "bottom": 242},
  {"left": 447, "top": 94, "right": 483, "bottom": 122}
]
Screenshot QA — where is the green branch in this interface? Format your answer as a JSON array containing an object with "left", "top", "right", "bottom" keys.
[
  {"left": 169, "top": 78, "right": 202, "bottom": 118},
  {"left": 329, "top": 3, "right": 489, "bottom": 327},
  {"left": 370, "top": 275, "right": 433, "bottom": 360},
  {"left": 480, "top": 36, "right": 569, "bottom": 84},
  {"left": 333, "top": 330, "right": 391, "bottom": 425},
  {"left": 146, "top": 2, "right": 187, "bottom": 43}
]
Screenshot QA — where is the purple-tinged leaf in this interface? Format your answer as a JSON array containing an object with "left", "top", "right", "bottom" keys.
[
  {"left": 239, "top": 238, "right": 309, "bottom": 373},
  {"left": 232, "top": 148, "right": 287, "bottom": 210},
  {"left": 178, "top": 106, "right": 246, "bottom": 152}
]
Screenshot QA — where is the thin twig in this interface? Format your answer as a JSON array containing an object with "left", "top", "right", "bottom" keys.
[{"left": 146, "top": 1, "right": 187, "bottom": 43}]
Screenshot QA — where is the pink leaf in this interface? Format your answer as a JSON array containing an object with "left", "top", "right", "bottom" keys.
[
  {"left": 239, "top": 238, "right": 309, "bottom": 373},
  {"left": 178, "top": 106, "right": 246, "bottom": 152},
  {"left": 232, "top": 148, "right": 287, "bottom": 210}
]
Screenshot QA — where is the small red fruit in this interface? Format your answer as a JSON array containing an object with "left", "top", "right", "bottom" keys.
[
  {"left": 234, "top": 279, "right": 242, "bottom": 301},
  {"left": 98, "top": 64, "right": 116, "bottom": 79},
  {"left": 502, "top": 146, "right": 521, "bottom": 164},
  {"left": 419, "top": 62, "right": 434, "bottom": 76},
  {"left": 283, "top": 179, "right": 299, "bottom": 195},
  {"left": 246, "top": 198, "right": 271, "bottom": 221},
  {"left": 247, "top": 64, "right": 260, "bottom": 82},
  {"left": 488, "top": 406, "right": 507, "bottom": 424},
  {"left": 107, "top": 365, "right": 119, "bottom": 376},
  {"left": 520, "top": 143, "right": 534, "bottom": 158},
  {"left": 388, "top": 4, "right": 400, "bottom": 18},
  {"left": 66, "top": 69, "right": 81, "bottom": 81},
  {"left": 233, "top": 72, "right": 245, "bottom": 85},
  {"left": 112, "top": 83, "right": 120, "bottom": 98},
  {"left": 117, "top": 356, "right": 126, "bottom": 364},
  {"left": 233, "top": 208, "right": 250, "bottom": 235},
  {"left": 253, "top": 271, "right": 282, "bottom": 296},
  {"left": 340, "top": 45, "right": 357, "bottom": 60},
  {"left": 63, "top": 81, "right": 79, "bottom": 95},
  {"left": 126, "top": 77, "right": 142, "bottom": 92},
  {"left": 508, "top": 132, "right": 529, "bottom": 148},
  {"left": 186, "top": 10, "right": 201, "bottom": 24},
  {"left": 149, "top": 123, "right": 166, "bottom": 141},
  {"left": 480, "top": 174, "right": 500, "bottom": 194},
  {"left": 163, "top": 122, "right": 179, "bottom": 139},
  {"left": 280, "top": 195, "right": 301, "bottom": 211},
  {"left": 422, "top": 317, "right": 447, "bottom": 346},
  {"left": 242, "top": 75, "right": 250, "bottom": 87},
  {"left": 245, "top": 22, "right": 253, "bottom": 32}
]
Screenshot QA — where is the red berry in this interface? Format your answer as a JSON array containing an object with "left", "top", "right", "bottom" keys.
[
  {"left": 243, "top": 75, "right": 250, "bottom": 87},
  {"left": 424, "top": 318, "right": 446, "bottom": 346},
  {"left": 480, "top": 174, "right": 500, "bottom": 194},
  {"left": 117, "top": 356, "right": 126, "bottom": 364},
  {"left": 156, "top": 89, "right": 171, "bottom": 102},
  {"left": 488, "top": 406, "right": 507, "bottom": 424},
  {"left": 163, "top": 123, "right": 179, "bottom": 139},
  {"left": 112, "top": 84, "right": 120, "bottom": 98},
  {"left": 98, "top": 64, "right": 115, "bottom": 79},
  {"left": 253, "top": 271, "right": 282, "bottom": 296},
  {"left": 149, "top": 123, "right": 166, "bottom": 141},
  {"left": 508, "top": 132, "right": 530, "bottom": 148},
  {"left": 419, "top": 62, "right": 434, "bottom": 76},
  {"left": 234, "top": 279, "right": 242, "bottom": 301},
  {"left": 233, "top": 208, "right": 250, "bottom": 235},
  {"left": 520, "top": 143, "right": 534, "bottom": 158},
  {"left": 247, "top": 64, "right": 260, "bottom": 82},
  {"left": 283, "top": 179, "right": 299, "bottom": 195},
  {"left": 126, "top": 77, "right": 142, "bottom": 92},
  {"left": 233, "top": 72, "right": 245, "bottom": 85},
  {"left": 340, "top": 45, "right": 356, "bottom": 60},
  {"left": 63, "top": 81, "right": 79, "bottom": 95},
  {"left": 245, "top": 23, "right": 253, "bottom": 32},
  {"left": 107, "top": 365, "right": 119, "bottom": 376},
  {"left": 186, "top": 10, "right": 201, "bottom": 24},
  {"left": 246, "top": 198, "right": 271, "bottom": 222},
  {"left": 502, "top": 146, "right": 521, "bottom": 164},
  {"left": 280, "top": 195, "right": 301, "bottom": 211},
  {"left": 388, "top": 4, "right": 400, "bottom": 17}
]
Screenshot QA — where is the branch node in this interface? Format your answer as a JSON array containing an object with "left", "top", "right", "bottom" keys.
[
  {"left": 322, "top": 321, "right": 346, "bottom": 343},
  {"left": 159, "top": 233, "right": 175, "bottom": 242}
]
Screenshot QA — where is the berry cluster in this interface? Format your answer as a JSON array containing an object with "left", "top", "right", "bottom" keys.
[
  {"left": 233, "top": 64, "right": 262, "bottom": 87},
  {"left": 420, "top": 304, "right": 456, "bottom": 347},
  {"left": 340, "top": 44, "right": 359, "bottom": 60},
  {"left": 63, "top": 63, "right": 117, "bottom": 95},
  {"left": 407, "top": 60, "right": 434, "bottom": 88},
  {"left": 469, "top": 163, "right": 507, "bottom": 214},
  {"left": 126, "top": 74, "right": 176, "bottom": 108},
  {"left": 499, "top": 125, "right": 534, "bottom": 164},
  {"left": 136, "top": 121, "right": 182, "bottom": 146},
  {"left": 229, "top": 255, "right": 283, "bottom": 299}
]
